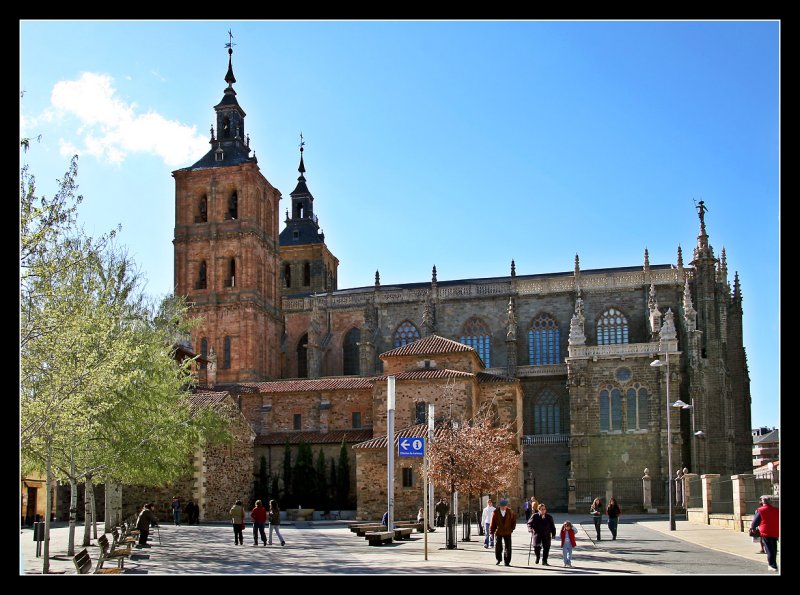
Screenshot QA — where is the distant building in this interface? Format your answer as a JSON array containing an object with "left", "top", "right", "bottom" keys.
[{"left": 752, "top": 427, "right": 779, "bottom": 469}]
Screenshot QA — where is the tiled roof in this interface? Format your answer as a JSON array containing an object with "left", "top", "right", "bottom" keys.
[
  {"left": 374, "top": 369, "right": 475, "bottom": 381},
  {"left": 188, "top": 390, "right": 231, "bottom": 413},
  {"left": 237, "top": 377, "right": 375, "bottom": 393},
  {"left": 753, "top": 429, "right": 779, "bottom": 444},
  {"left": 255, "top": 429, "right": 373, "bottom": 446},
  {"left": 353, "top": 423, "right": 449, "bottom": 449},
  {"left": 380, "top": 335, "right": 476, "bottom": 358},
  {"left": 476, "top": 372, "right": 519, "bottom": 383}
]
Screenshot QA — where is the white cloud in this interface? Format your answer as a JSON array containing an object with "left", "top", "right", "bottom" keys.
[{"left": 47, "top": 72, "right": 207, "bottom": 167}]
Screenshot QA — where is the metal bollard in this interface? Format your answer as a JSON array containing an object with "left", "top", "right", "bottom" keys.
[
  {"left": 445, "top": 513, "right": 457, "bottom": 549},
  {"left": 461, "top": 511, "right": 472, "bottom": 541},
  {"left": 32, "top": 521, "right": 45, "bottom": 557}
]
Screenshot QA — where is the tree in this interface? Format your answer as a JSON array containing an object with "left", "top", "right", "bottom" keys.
[
  {"left": 336, "top": 440, "right": 351, "bottom": 509},
  {"left": 255, "top": 455, "right": 269, "bottom": 503},
  {"left": 315, "top": 449, "right": 328, "bottom": 511},
  {"left": 428, "top": 402, "right": 521, "bottom": 514},
  {"left": 292, "top": 442, "right": 315, "bottom": 508},
  {"left": 281, "top": 441, "right": 293, "bottom": 505},
  {"left": 329, "top": 459, "right": 337, "bottom": 509},
  {"left": 20, "top": 148, "right": 231, "bottom": 568}
]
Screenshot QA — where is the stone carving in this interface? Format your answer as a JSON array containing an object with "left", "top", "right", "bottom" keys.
[
  {"left": 683, "top": 278, "right": 697, "bottom": 331},
  {"left": 506, "top": 298, "right": 517, "bottom": 340},
  {"left": 659, "top": 308, "right": 677, "bottom": 342}
]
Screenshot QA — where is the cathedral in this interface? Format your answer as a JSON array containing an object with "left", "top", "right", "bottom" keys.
[{"left": 172, "top": 46, "right": 753, "bottom": 517}]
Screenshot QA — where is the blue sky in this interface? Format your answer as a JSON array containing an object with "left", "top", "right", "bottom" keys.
[{"left": 20, "top": 20, "right": 779, "bottom": 428}]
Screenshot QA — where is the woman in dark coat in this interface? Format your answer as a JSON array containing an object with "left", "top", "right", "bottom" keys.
[
  {"left": 527, "top": 502, "right": 556, "bottom": 566},
  {"left": 606, "top": 497, "right": 621, "bottom": 540}
]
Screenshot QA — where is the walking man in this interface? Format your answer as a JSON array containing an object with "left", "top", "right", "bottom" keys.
[
  {"left": 481, "top": 498, "right": 496, "bottom": 549},
  {"left": 136, "top": 503, "right": 158, "bottom": 547},
  {"left": 751, "top": 495, "right": 779, "bottom": 572},
  {"left": 171, "top": 496, "right": 181, "bottom": 526},
  {"left": 490, "top": 498, "right": 516, "bottom": 566}
]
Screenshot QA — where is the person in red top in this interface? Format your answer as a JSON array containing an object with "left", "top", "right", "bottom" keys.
[
  {"left": 751, "top": 494, "right": 779, "bottom": 572},
  {"left": 251, "top": 500, "right": 268, "bottom": 546},
  {"left": 560, "top": 520, "right": 577, "bottom": 568},
  {"left": 489, "top": 498, "right": 517, "bottom": 567}
]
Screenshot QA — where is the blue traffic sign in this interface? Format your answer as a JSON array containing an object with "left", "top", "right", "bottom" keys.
[{"left": 398, "top": 437, "right": 425, "bottom": 457}]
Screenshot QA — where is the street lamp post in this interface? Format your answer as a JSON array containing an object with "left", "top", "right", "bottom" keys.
[
  {"left": 651, "top": 353, "right": 676, "bottom": 531},
  {"left": 671, "top": 398, "right": 705, "bottom": 474}
]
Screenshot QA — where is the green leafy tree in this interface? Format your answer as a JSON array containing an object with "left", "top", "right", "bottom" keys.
[
  {"left": 329, "top": 459, "right": 337, "bottom": 509},
  {"left": 336, "top": 440, "right": 351, "bottom": 509},
  {"left": 281, "top": 441, "right": 292, "bottom": 505},
  {"left": 292, "top": 442, "right": 315, "bottom": 507},
  {"left": 255, "top": 455, "right": 269, "bottom": 503},
  {"left": 315, "top": 449, "right": 328, "bottom": 511}
]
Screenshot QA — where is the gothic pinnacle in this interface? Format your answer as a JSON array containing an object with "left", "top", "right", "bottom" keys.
[
  {"left": 677, "top": 245, "right": 684, "bottom": 268},
  {"left": 432, "top": 265, "right": 437, "bottom": 284},
  {"left": 644, "top": 247, "right": 650, "bottom": 271},
  {"left": 510, "top": 259, "right": 516, "bottom": 278},
  {"left": 574, "top": 254, "right": 580, "bottom": 276}
]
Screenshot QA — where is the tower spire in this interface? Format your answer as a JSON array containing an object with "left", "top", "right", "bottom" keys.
[
  {"left": 298, "top": 132, "right": 306, "bottom": 179},
  {"left": 224, "top": 29, "right": 237, "bottom": 86}
]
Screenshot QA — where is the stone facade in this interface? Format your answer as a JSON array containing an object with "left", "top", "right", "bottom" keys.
[{"left": 170, "top": 52, "right": 753, "bottom": 515}]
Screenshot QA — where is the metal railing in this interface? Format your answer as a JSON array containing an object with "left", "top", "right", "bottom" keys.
[{"left": 711, "top": 477, "right": 734, "bottom": 514}]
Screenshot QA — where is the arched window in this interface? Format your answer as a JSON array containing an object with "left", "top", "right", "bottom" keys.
[
  {"left": 343, "top": 328, "right": 360, "bottom": 375},
  {"left": 222, "top": 116, "right": 231, "bottom": 138},
  {"left": 198, "top": 195, "right": 207, "bottom": 223},
  {"left": 393, "top": 320, "right": 420, "bottom": 348},
  {"left": 197, "top": 261, "right": 207, "bottom": 290},
  {"left": 626, "top": 384, "right": 650, "bottom": 431},
  {"left": 227, "top": 258, "right": 236, "bottom": 288},
  {"left": 534, "top": 389, "right": 561, "bottom": 434},
  {"left": 528, "top": 314, "right": 560, "bottom": 365},
  {"left": 228, "top": 191, "right": 238, "bottom": 220},
  {"left": 597, "top": 308, "right": 629, "bottom": 345},
  {"left": 284, "top": 263, "right": 292, "bottom": 288},
  {"left": 199, "top": 338, "right": 208, "bottom": 370},
  {"left": 599, "top": 387, "right": 622, "bottom": 432},
  {"left": 303, "top": 262, "right": 311, "bottom": 286},
  {"left": 297, "top": 333, "right": 308, "bottom": 378},
  {"left": 459, "top": 316, "right": 491, "bottom": 367},
  {"left": 223, "top": 336, "right": 232, "bottom": 369}
]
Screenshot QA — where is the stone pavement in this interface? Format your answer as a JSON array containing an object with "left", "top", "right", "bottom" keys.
[{"left": 20, "top": 514, "right": 780, "bottom": 575}]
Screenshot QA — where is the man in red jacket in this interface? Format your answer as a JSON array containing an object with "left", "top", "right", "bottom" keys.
[
  {"left": 489, "top": 498, "right": 517, "bottom": 567},
  {"left": 751, "top": 494, "right": 779, "bottom": 572}
]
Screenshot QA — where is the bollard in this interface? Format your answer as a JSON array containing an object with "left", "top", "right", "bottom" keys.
[
  {"left": 461, "top": 511, "right": 472, "bottom": 541},
  {"left": 445, "top": 513, "right": 457, "bottom": 549}
]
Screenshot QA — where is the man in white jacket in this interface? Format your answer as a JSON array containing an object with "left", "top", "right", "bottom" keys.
[{"left": 481, "top": 499, "right": 496, "bottom": 549}]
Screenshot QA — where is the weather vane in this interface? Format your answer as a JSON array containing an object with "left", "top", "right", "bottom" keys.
[
  {"left": 299, "top": 132, "right": 305, "bottom": 152},
  {"left": 225, "top": 29, "right": 236, "bottom": 50}
]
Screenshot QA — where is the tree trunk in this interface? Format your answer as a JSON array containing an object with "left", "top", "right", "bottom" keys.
[
  {"left": 42, "top": 437, "right": 53, "bottom": 574},
  {"left": 89, "top": 478, "right": 97, "bottom": 539},
  {"left": 82, "top": 477, "right": 92, "bottom": 547},
  {"left": 67, "top": 455, "right": 78, "bottom": 557},
  {"left": 104, "top": 476, "right": 112, "bottom": 533}
]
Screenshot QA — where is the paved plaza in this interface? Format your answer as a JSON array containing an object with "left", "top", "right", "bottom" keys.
[{"left": 21, "top": 514, "right": 779, "bottom": 575}]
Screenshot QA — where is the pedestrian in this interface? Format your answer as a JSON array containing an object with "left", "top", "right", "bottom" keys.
[
  {"left": 193, "top": 501, "right": 201, "bottom": 525},
  {"left": 268, "top": 499, "right": 286, "bottom": 546},
  {"left": 528, "top": 502, "right": 556, "bottom": 566},
  {"left": 435, "top": 497, "right": 449, "bottom": 527},
  {"left": 417, "top": 507, "right": 433, "bottom": 532},
  {"left": 606, "top": 497, "right": 621, "bottom": 540},
  {"left": 230, "top": 499, "right": 245, "bottom": 545},
  {"left": 751, "top": 494, "right": 779, "bottom": 572},
  {"left": 135, "top": 503, "right": 158, "bottom": 547},
  {"left": 529, "top": 496, "right": 539, "bottom": 519},
  {"left": 251, "top": 499, "right": 268, "bottom": 546},
  {"left": 381, "top": 510, "right": 389, "bottom": 527},
  {"left": 560, "top": 520, "right": 577, "bottom": 568},
  {"left": 590, "top": 497, "right": 603, "bottom": 540},
  {"left": 185, "top": 499, "right": 197, "bottom": 525},
  {"left": 481, "top": 498, "right": 496, "bottom": 549},
  {"left": 171, "top": 496, "right": 181, "bottom": 526},
  {"left": 489, "top": 498, "right": 516, "bottom": 566},
  {"left": 524, "top": 497, "right": 531, "bottom": 522}
]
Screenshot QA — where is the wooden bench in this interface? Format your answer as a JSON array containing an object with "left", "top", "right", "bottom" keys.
[
  {"left": 112, "top": 526, "right": 137, "bottom": 550},
  {"left": 98, "top": 534, "right": 131, "bottom": 569},
  {"left": 364, "top": 531, "right": 393, "bottom": 546},
  {"left": 321, "top": 510, "right": 340, "bottom": 520},
  {"left": 354, "top": 524, "right": 386, "bottom": 537},
  {"left": 73, "top": 548, "right": 123, "bottom": 574},
  {"left": 349, "top": 522, "right": 379, "bottom": 531},
  {"left": 393, "top": 527, "right": 414, "bottom": 540}
]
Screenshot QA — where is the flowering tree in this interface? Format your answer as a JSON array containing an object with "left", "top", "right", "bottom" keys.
[{"left": 428, "top": 401, "right": 521, "bottom": 513}]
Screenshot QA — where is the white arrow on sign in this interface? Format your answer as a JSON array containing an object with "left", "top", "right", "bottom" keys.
[{"left": 400, "top": 439, "right": 410, "bottom": 450}]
